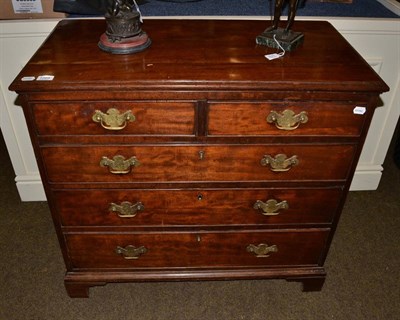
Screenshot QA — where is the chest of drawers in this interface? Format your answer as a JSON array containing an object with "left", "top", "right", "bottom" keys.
[{"left": 10, "top": 19, "right": 388, "bottom": 297}]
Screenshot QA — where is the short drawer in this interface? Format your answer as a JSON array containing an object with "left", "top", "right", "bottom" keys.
[
  {"left": 208, "top": 102, "right": 367, "bottom": 136},
  {"left": 41, "top": 144, "right": 355, "bottom": 183},
  {"left": 55, "top": 188, "right": 343, "bottom": 226},
  {"left": 65, "top": 229, "right": 329, "bottom": 269},
  {"left": 32, "top": 101, "right": 195, "bottom": 135}
]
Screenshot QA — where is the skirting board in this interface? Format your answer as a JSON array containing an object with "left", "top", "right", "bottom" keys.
[
  {"left": 349, "top": 165, "right": 385, "bottom": 191},
  {"left": 15, "top": 175, "right": 46, "bottom": 202},
  {"left": 16, "top": 168, "right": 384, "bottom": 202}
]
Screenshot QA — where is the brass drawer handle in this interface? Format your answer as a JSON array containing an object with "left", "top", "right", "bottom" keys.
[
  {"left": 253, "top": 199, "right": 289, "bottom": 216},
  {"left": 246, "top": 243, "right": 278, "bottom": 258},
  {"left": 92, "top": 108, "right": 135, "bottom": 131},
  {"left": 267, "top": 110, "right": 308, "bottom": 131},
  {"left": 115, "top": 245, "right": 147, "bottom": 259},
  {"left": 260, "top": 154, "right": 298, "bottom": 172},
  {"left": 109, "top": 201, "right": 144, "bottom": 218},
  {"left": 100, "top": 155, "right": 140, "bottom": 174}
]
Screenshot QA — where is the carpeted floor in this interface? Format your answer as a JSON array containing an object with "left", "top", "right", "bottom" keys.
[{"left": 0, "top": 125, "right": 399, "bottom": 319}]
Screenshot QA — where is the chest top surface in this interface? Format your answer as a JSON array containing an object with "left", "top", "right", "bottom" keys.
[{"left": 10, "top": 19, "right": 388, "bottom": 94}]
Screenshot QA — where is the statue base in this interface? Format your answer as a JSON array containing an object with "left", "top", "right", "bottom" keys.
[
  {"left": 256, "top": 27, "right": 304, "bottom": 52},
  {"left": 98, "top": 32, "right": 151, "bottom": 54}
]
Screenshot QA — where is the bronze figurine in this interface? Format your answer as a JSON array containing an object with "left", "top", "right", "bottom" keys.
[
  {"left": 98, "top": 0, "right": 151, "bottom": 54},
  {"left": 256, "top": 0, "right": 304, "bottom": 52},
  {"left": 272, "top": 0, "right": 299, "bottom": 31}
]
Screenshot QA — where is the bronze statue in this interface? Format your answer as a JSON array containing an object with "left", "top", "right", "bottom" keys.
[
  {"left": 108, "top": 0, "right": 132, "bottom": 16},
  {"left": 272, "top": 0, "right": 299, "bottom": 32},
  {"left": 255, "top": 0, "right": 304, "bottom": 52},
  {"left": 98, "top": 0, "right": 151, "bottom": 54}
]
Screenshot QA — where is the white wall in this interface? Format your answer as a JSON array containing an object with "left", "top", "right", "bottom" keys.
[{"left": 0, "top": 20, "right": 59, "bottom": 201}]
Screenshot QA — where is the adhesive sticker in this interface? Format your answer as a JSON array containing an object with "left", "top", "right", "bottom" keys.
[
  {"left": 21, "top": 76, "right": 35, "bottom": 81},
  {"left": 353, "top": 106, "right": 366, "bottom": 115},
  {"left": 36, "top": 75, "right": 55, "bottom": 81}
]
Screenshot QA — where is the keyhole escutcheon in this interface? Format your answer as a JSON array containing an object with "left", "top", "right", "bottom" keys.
[{"left": 198, "top": 150, "right": 205, "bottom": 160}]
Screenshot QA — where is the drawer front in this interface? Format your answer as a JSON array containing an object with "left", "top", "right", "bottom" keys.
[
  {"left": 41, "top": 144, "right": 355, "bottom": 183},
  {"left": 55, "top": 188, "right": 343, "bottom": 226},
  {"left": 65, "top": 229, "right": 329, "bottom": 269},
  {"left": 32, "top": 101, "right": 195, "bottom": 135},
  {"left": 208, "top": 102, "right": 366, "bottom": 136}
]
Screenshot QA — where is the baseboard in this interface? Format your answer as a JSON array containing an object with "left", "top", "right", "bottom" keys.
[
  {"left": 349, "top": 165, "right": 384, "bottom": 191},
  {"left": 15, "top": 175, "right": 46, "bottom": 201}
]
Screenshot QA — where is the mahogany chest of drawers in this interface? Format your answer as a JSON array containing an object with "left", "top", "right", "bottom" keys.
[{"left": 10, "top": 19, "right": 388, "bottom": 297}]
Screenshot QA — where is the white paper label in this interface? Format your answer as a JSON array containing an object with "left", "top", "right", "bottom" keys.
[
  {"left": 37, "top": 75, "right": 54, "bottom": 81},
  {"left": 353, "top": 106, "right": 366, "bottom": 115},
  {"left": 264, "top": 53, "right": 284, "bottom": 61},
  {"left": 12, "top": 0, "right": 43, "bottom": 14},
  {"left": 21, "top": 76, "right": 35, "bottom": 81}
]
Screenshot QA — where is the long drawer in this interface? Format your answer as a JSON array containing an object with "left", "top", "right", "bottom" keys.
[
  {"left": 41, "top": 144, "right": 355, "bottom": 183},
  {"left": 54, "top": 188, "right": 343, "bottom": 226},
  {"left": 65, "top": 229, "right": 329, "bottom": 269},
  {"left": 208, "top": 101, "right": 367, "bottom": 136},
  {"left": 31, "top": 101, "right": 196, "bottom": 136}
]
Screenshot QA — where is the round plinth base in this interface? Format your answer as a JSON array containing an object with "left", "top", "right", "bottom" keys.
[{"left": 98, "top": 32, "right": 151, "bottom": 54}]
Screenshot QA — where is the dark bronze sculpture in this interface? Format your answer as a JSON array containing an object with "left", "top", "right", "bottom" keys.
[
  {"left": 256, "top": 0, "right": 304, "bottom": 52},
  {"left": 272, "top": 0, "right": 299, "bottom": 31},
  {"left": 98, "top": 0, "right": 151, "bottom": 54}
]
